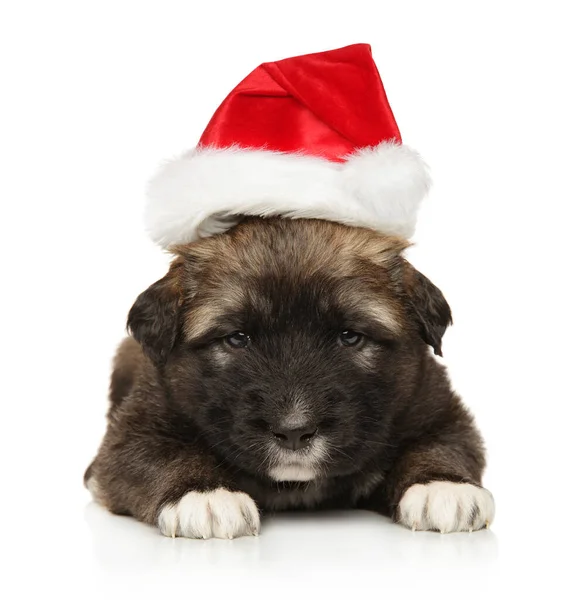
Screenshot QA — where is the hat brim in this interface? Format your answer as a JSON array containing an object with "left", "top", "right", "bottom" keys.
[{"left": 145, "top": 141, "right": 430, "bottom": 247}]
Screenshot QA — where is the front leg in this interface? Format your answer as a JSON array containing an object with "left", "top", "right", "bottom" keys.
[
  {"left": 85, "top": 421, "right": 260, "bottom": 540},
  {"left": 386, "top": 442, "right": 495, "bottom": 533},
  {"left": 362, "top": 431, "right": 495, "bottom": 533}
]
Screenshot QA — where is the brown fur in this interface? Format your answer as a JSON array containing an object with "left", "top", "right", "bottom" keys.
[{"left": 85, "top": 217, "right": 487, "bottom": 532}]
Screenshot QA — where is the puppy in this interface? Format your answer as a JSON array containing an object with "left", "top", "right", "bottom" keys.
[{"left": 85, "top": 217, "right": 494, "bottom": 538}]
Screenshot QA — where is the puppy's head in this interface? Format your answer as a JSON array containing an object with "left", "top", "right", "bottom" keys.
[{"left": 128, "top": 218, "right": 452, "bottom": 482}]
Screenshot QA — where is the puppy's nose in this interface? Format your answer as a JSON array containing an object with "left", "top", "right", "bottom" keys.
[{"left": 272, "top": 426, "right": 318, "bottom": 451}]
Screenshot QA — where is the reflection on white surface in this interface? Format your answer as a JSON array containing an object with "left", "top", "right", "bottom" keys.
[{"left": 84, "top": 501, "right": 499, "bottom": 577}]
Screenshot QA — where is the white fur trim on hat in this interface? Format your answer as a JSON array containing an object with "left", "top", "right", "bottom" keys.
[{"left": 145, "top": 141, "right": 431, "bottom": 247}]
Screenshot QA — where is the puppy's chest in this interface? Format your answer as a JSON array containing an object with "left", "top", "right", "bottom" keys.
[{"left": 238, "top": 472, "right": 385, "bottom": 512}]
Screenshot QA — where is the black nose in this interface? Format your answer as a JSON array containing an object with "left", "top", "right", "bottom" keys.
[{"left": 272, "top": 426, "right": 318, "bottom": 451}]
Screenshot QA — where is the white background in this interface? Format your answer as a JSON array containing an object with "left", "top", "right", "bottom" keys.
[{"left": 1, "top": 1, "right": 576, "bottom": 598}]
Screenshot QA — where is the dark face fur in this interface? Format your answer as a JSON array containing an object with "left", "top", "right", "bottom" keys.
[{"left": 127, "top": 218, "right": 452, "bottom": 483}]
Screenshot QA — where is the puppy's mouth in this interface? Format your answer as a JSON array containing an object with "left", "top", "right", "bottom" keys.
[{"left": 266, "top": 438, "right": 328, "bottom": 482}]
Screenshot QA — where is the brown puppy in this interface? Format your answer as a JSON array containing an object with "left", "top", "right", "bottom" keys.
[{"left": 85, "top": 217, "right": 494, "bottom": 538}]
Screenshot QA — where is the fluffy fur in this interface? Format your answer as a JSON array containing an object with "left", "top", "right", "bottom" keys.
[
  {"left": 397, "top": 482, "right": 495, "bottom": 533},
  {"left": 145, "top": 142, "right": 430, "bottom": 247},
  {"left": 85, "top": 218, "right": 492, "bottom": 538},
  {"left": 158, "top": 489, "right": 260, "bottom": 539}
]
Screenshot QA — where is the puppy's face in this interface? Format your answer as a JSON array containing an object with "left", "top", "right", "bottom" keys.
[{"left": 128, "top": 218, "right": 451, "bottom": 482}]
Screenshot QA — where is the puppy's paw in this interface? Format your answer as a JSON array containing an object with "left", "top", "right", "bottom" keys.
[
  {"left": 158, "top": 488, "right": 260, "bottom": 539},
  {"left": 397, "top": 481, "right": 495, "bottom": 533}
]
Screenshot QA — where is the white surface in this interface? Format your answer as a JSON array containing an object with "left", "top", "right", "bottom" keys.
[{"left": 1, "top": 1, "right": 576, "bottom": 599}]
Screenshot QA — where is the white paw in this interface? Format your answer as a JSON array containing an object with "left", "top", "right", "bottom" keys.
[
  {"left": 158, "top": 488, "right": 260, "bottom": 539},
  {"left": 397, "top": 481, "right": 495, "bottom": 533}
]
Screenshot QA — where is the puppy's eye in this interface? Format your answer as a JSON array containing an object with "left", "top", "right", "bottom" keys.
[
  {"left": 339, "top": 330, "right": 364, "bottom": 347},
  {"left": 225, "top": 332, "right": 250, "bottom": 349}
]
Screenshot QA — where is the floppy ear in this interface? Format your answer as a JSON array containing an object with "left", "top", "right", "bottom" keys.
[
  {"left": 127, "top": 262, "right": 183, "bottom": 365},
  {"left": 402, "top": 260, "right": 453, "bottom": 357}
]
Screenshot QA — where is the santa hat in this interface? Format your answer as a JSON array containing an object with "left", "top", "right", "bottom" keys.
[{"left": 146, "top": 43, "right": 430, "bottom": 247}]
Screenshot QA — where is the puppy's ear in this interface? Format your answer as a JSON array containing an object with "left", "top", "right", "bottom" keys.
[
  {"left": 127, "top": 261, "right": 183, "bottom": 365},
  {"left": 402, "top": 260, "right": 453, "bottom": 357}
]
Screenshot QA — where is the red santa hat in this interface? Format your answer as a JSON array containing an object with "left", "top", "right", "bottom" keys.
[{"left": 146, "top": 43, "right": 430, "bottom": 247}]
